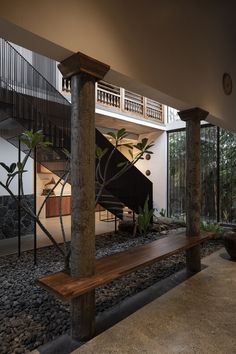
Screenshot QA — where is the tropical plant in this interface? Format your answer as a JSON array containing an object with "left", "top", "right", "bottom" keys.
[
  {"left": 222, "top": 209, "right": 229, "bottom": 223},
  {"left": 95, "top": 128, "right": 154, "bottom": 206},
  {"left": 159, "top": 208, "right": 166, "bottom": 217},
  {"left": 137, "top": 196, "right": 154, "bottom": 236},
  {"left": 0, "top": 130, "right": 71, "bottom": 269},
  {"left": 200, "top": 221, "right": 224, "bottom": 238},
  {"left": 0, "top": 128, "right": 154, "bottom": 267}
]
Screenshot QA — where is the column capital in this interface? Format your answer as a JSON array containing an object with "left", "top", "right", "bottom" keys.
[
  {"left": 178, "top": 107, "right": 209, "bottom": 122},
  {"left": 58, "top": 52, "right": 110, "bottom": 80}
]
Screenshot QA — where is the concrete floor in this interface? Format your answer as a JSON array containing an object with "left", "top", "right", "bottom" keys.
[
  {"left": 72, "top": 249, "right": 236, "bottom": 354},
  {"left": 0, "top": 213, "right": 115, "bottom": 256}
]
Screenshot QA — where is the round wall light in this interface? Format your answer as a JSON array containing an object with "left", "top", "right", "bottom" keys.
[{"left": 222, "top": 73, "right": 233, "bottom": 95}]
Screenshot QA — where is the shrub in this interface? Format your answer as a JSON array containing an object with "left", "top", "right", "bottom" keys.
[{"left": 137, "top": 197, "right": 154, "bottom": 236}]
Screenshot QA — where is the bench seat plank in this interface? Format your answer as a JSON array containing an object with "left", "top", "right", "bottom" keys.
[{"left": 37, "top": 232, "right": 213, "bottom": 301}]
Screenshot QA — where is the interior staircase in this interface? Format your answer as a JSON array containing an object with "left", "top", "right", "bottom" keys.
[{"left": 0, "top": 38, "right": 153, "bottom": 220}]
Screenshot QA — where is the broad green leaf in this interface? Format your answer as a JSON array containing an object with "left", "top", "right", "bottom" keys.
[
  {"left": 107, "top": 132, "right": 116, "bottom": 140},
  {"left": 7, "top": 170, "right": 27, "bottom": 180},
  {"left": 137, "top": 195, "right": 154, "bottom": 236},
  {"left": 17, "top": 162, "right": 23, "bottom": 170},
  {"left": 62, "top": 148, "right": 71, "bottom": 159},
  {"left": 9, "top": 163, "right": 16, "bottom": 173},
  {"left": 141, "top": 138, "right": 148, "bottom": 146},
  {"left": 96, "top": 146, "right": 108, "bottom": 158},
  {"left": 122, "top": 143, "right": 133, "bottom": 149},
  {"left": 100, "top": 148, "right": 108, "bottom": 158},
  {"left": 128, "top": 149, "right": 133, "bottom": 158},
  {"left": 21, "top": 130, "right": 52, "bottom": 149},
  {"left": 0, "top": 162, "right": 11, "bottom": 173},
  {"left": 117, "top": 128, "right": 127, "bottom": 139},
  {"left": 117, "top": 161, "right": 127, "bottom": 168}
]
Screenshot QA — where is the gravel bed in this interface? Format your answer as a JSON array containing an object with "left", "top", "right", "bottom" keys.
[{"left": 0, "top": 229, "right": 224, "bottom": 354}]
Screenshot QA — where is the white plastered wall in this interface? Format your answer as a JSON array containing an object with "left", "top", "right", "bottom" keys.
[
  {"left": 37, "top": 166, "right": 71, "bottom": 197},
  {"left": 135, "top": 131, "right": 167, "bottom": 213},
  {"left": 0, "top": 137, "right": 33, "bottom": 196}
]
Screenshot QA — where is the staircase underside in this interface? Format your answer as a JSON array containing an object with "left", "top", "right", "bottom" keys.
[{"left": 0, "top": 73, "right": 153, "bottom": 220}]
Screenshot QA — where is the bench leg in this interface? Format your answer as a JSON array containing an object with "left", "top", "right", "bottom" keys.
[
  {"left": 71, "top": 291, "right": 95, "bottom": 341},
  {"left": 186, "top": 245, "right": 201, "bottom": 274}
]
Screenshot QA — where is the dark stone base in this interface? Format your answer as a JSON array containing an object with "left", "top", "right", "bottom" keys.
[
  {"left": 37, "top": 334, "right": 80, "bottom": 354},
  {"left": 118, "top": 220, "right": 136, "bottom": 234},
  {"left": 224, "top": 232, "right": 236, "bottom": 260},
  {"left": 220, "top": 252, "right": 236, "bottom": 262},
  {"left": 37, "top": 266, "right": 199, "bottom": 354},
  {"left": 0, "top": 195, "right": 34, "bottom": 239}
]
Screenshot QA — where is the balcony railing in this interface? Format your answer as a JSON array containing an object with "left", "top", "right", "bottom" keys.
[
  {"left": 62, "top": 79, "right": 164, "bottom": 124},
  {"left": 167, "top": 106, "right": 179, "bottom": 124}
]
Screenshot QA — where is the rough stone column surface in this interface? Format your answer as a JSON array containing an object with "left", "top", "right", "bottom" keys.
[
  {"left": 178, "top": 108, "right": 209, "bottom": 274},
  {"left": 70, "top": 73, "right": 95, "bottom": 277},
  {"left": 185, "top": 118, "right": 201, "bottom": 237},
  {"left": 70, "top": 73, "right": 96, "bottom": 341},
  {"left": 59, "top": 52, "right": 110, "bottom": 342}
]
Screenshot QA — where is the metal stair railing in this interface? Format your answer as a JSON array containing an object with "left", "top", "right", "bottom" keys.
[
  {"left": 0, "top": 38, "right": 153, "bottom": 216},
  {"left": 0, "top": 76, "right": 126, "bottom": 218},
  {"left": 0, "top": 39, "right": 69, "bottom": 105},
  {"left": 0, "top": 77, "right": 68, "bottom": 151},
  {"left": 0, "top": 39, "right": 71, "bottom": 148}
]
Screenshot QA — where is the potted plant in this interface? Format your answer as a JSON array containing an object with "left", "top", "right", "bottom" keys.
[{"left": 224, "top": 229, "right": 236, "bottom": 260}]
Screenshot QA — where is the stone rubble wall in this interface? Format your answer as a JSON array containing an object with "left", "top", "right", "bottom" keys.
[{"left": 0, "top": 195, "right": 34, "bottom": 239}]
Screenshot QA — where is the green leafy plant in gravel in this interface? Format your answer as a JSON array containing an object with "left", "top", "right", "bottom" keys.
[
  {"left": 159, "top": 208, "right": 166, "bottom": 217},
  {"left": 200, "top": 221, "right": 224, "bottom": 239},
  {"left": 137, "top": 196, "right": 155, "bottom": 236}
]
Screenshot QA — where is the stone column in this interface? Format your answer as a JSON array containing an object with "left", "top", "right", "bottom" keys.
[
  {"left": 58, "top": 53, "right": 109, "bottom": 341},
  {"left": 178, "top": 108, "right": 208, "bottom": 274}
]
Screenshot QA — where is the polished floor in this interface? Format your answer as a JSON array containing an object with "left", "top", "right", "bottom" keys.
[
  {"left": 0, "top": 212, "right": 115, "bottom": 256},
  {"left": 73, "top": 249, "right": 236, "bottom": 354}
]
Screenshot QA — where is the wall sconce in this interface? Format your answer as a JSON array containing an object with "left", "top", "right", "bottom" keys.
[{"left": 222, "top": 73, "right": 233, "bottom": 95}]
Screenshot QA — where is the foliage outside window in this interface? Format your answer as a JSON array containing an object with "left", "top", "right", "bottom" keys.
[{"left": 168, "top": 126, "right": 236, "bottom": 224}]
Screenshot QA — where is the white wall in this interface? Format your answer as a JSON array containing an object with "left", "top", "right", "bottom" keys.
[
  {"left": 10, "top": 42, "right": 33, "bottom": 63},
  {"left": 135, "top": 131, "right": 167, "bottom": 212},
  {"left": 37, "top": 166, "right": 71, "bottom": 197},
  {"left": 0, "top": 137, "right": 33, "bottom": 196}
]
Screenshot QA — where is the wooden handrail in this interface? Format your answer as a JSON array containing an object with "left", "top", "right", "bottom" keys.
[
  {"left": 97, "top": 82, "right": 163, "bottom": 123},
  {"left": 62, "top": 78, "right": 164, "bottom": 124}
]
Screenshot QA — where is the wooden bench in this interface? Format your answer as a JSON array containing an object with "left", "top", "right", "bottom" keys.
[{"left": 37, "top": 232, "right": 213, "bottom": 301}]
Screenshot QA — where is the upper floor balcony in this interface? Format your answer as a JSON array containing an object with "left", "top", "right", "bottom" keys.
[
  {"left": 1, "top": 38, "right": 181, "bottom": 133},
  {"left": 62, "top": 79, "right": 164, "bottom": 127}
]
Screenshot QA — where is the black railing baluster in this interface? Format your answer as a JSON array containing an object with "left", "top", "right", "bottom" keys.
[{"left": 0, "top": 37, "right": 153, "bottom": 222}]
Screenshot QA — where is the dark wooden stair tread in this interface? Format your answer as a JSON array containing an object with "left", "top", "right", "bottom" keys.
[{"left": 37, "top": 232, "right": 213, "bottom": 301}]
